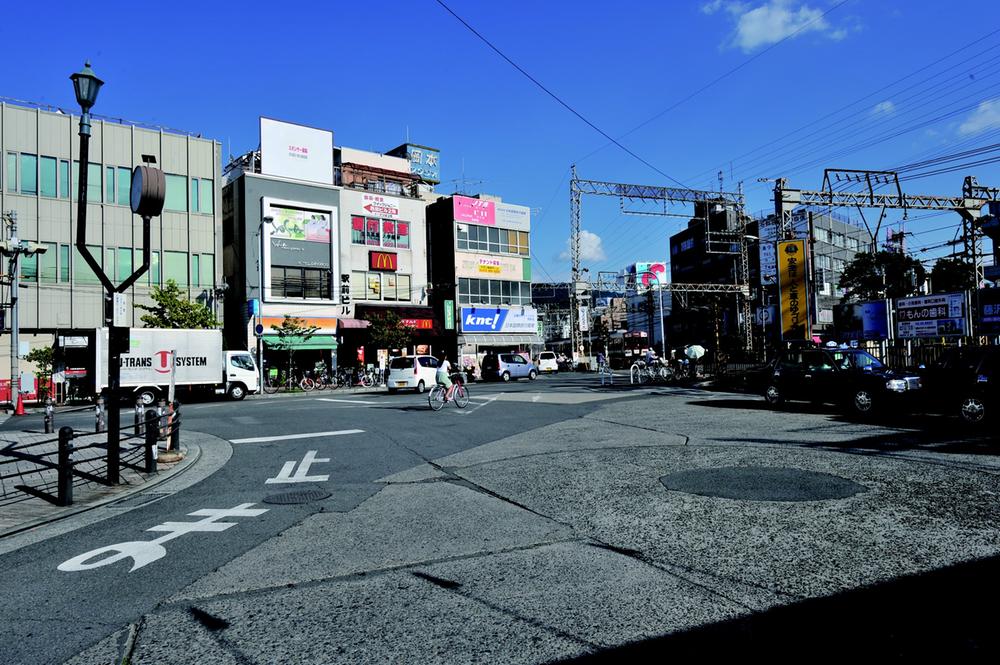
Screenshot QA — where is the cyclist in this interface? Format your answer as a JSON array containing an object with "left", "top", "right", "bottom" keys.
[
  {"left": 596, "top": 351, "right": 607, "bottom": 372},
  {"left": 436, "top": 353, "right": 457, "bottom": 402}
]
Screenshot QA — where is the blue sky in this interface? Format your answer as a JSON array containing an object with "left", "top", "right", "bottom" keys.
[{"left": 4, "top": 0, "right": 1000, "bottom": 282}]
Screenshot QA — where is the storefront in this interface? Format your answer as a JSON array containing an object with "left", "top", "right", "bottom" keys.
[
  {"left": 351, "top": 304, "right": 441, "bottom": 368},
  {"left": 258, "top": 315, "right": 339, "bottom": 377},
  {"left": 457, "top": 305, "right": 544, "bottom": 374}
]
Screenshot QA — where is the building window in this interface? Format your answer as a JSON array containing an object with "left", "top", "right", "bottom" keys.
[
  {"left": 458, "top": 278, "right": 531, "bottom": 305},
  {"left": 40, "top": 157, "right": 57, "bottom": 198},
  {"left": 105, "top": 248, "right": 116, "bottom": 280},
  {"left": 150, "top": 250, "right": 161, "bottom": 285},
  {"left": 40, "top": 243, "right": 57, "bottom": 283},
  {"left": 71, "top": 161, "right": 103, "bottom": 202},
  {"left": 163, "top": 251, "right": 188, "bottom": 285},
  {"left": 106, "top": 166, "right": 116, "bottom": 202},
  {"left": 20, "top": 154, "right": 37, "bottom": 195},
  {"left": 74, "top": 245, "right": 102, "bottom": 284},
  {"left": 457, "top": 224, "right": 526, "bottom": 256},
  {"left": 192, "top": 178, "right": 213, "bottom": 213},
  {"left": 20, "top": 253, "right": 38, "bottom": 280},
  {"left": 351, "top": 216, "right": 365, "bottom": 244},
  {"left": 271, "top": 266, "right": 331, "bottom": 299},
  {"left": 164, "top": 174, "right": 187, "bottom": 211},
  {"left": 200, "top": 253, "right": 214, "bottom": 288},
  {"left": 352, "top": 216, "right": 410, "bottom": 249},
  {"left": 190, "top": 178, "right": 199, "bottom": 215},
  {"left": 118, "top": 248, "right": 133, "bottom": 282},
  {"left": 5, "top": 153, "right": 15, "bottom": 192},
  {"left": 191, "top": 254, "right": 202, "bottom": 287},
  {"left": 117, "top": 167, "right": 131, "bottom": 206},
  {"left": 366, "top": 218, "right": 380, "bottom": 246},
  {"left": 351, "top": 271, "right": 367, "bottom": 301},
  {"left": 59, "top": 245, "right": 70, "bottom": 282},
  {"left": 59, "top": 160, "right": 70, "bottom": 199}
]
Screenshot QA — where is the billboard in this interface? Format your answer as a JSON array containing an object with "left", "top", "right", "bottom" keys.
[
  {"left": 405, "top": 144, "right": 440, "bottom": 183},
  {"left": 453, "top": 196, "right": 495, "bottom": 225},
  {"left": 759, "top": 241, "right": 777, "bottom": 286},
  {"left": 262, "top": 197, "right": 338, "bottom": 302},
  {"left": 632, "top": 262, "right": 667, "bottom": 292},
  {"left": 260, "top": 117, "right": 334, "bottom": 185},
  {"left": 268, "top": 205, "right": 331, "bottom": 243},
  {"left": 459, "top": 307, "right": 538, "bottom": 334},
  {"left": 778, "top": 240, "right": 808, "bottom": 340},
  {"left": 455, "top": 252, "right": 530, "bottom": 281},
  {"left": 834, "top": 300, "right": 891, "bottom": 340},
  {"left": 895, "top": 292, "right": 968, "bottom": 338},
  {"left": 980, "top": 288, "right": 1000, "bottom": 334},
  {"left": 495, "top": 202, "right": 531, "bottom": 231}
]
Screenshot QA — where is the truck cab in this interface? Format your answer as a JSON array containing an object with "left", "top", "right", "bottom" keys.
[{"left": 222, "top": 351, "right": 260, "bottom": 400}]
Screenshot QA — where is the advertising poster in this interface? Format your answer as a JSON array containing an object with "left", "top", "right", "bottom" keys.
[
  {"left": 778, "top": 240, "right": 808, "bottom": 340},
  {"left": 453, "top": 196, "right": 495, "bottom": 225},
  {"left": 834, "top": 300, "right": 890, "bottom": 340},
  {"left": 980, "top": 288, "right": 1000, "bottom": 334},
  {"left": 759, "top": 241, "right": 777, "bottom": 286},
  {"left": 455, "top": 252, "right": 530, "bottom": 281},
  {"left": 269, "top": 206, "right": 331, "bottom": 243},
  {"left": 632, "top": 262, "right": 666, "bottom": 292},
  {"left": 459, "top": 307, "right": 538, "bottom": 334},
  {"left": 260, "top": 117, "right": 334, "bottom": 185},
  {"left": 895, "top": 292, "right": 968, "bottom": 338}
]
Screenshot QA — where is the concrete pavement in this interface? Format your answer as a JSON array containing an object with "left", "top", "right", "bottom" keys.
[{"left": 61, "top": 386, "right": 1000, "bottom": 663}]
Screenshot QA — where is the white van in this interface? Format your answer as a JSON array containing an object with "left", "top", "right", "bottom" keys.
[
  {"left": 537, "top": 351, "right": 559, "bottom": 374},
  {"left": 387, "top": 355, "right": 439, "bottom": 393}
]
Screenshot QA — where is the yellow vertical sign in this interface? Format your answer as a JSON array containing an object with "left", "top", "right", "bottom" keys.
[{"left": 778, "top": 239, "right": 808, "bottom": 340}]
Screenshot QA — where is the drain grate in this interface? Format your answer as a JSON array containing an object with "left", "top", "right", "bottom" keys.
[
  {"left": 262, "top": 489, "right": 332, "bottom": 505},
  {"left": 660, "top": 466, "right": 867, "bottom": 502}
]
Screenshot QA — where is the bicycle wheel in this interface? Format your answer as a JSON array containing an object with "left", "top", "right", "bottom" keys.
[
  {"left": 454, "top": 384, "right": 470, "bottom": 408},
  {"left": 360, "top": 373, "right": 374, "bottom": 388},
  {"left": 300, "top": 377, "right": 315, "bottom": 392},
  {"left": 428, "top": 385, "right": 446, "bottom": 411},
  {"left": 263, "top": 377, "right": 280, "bottom": 394}
]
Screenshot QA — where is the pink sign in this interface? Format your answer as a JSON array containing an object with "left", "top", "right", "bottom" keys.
[{"left": 453, "top": 195, "right": 495, "bottom": 226}]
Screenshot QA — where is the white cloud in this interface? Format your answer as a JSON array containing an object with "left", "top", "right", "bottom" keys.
[
  {"left": 959, "top": 98, "right": 1000, "bottom": 135},
  {"left": 560, "top": 229, "right": 606, "bottom": 262},
  {"left": 872, "top": 100, "right": 896, "bottom": 116},
  {"left": 703, "top": 0, "right": 846, "bottom": 53}
]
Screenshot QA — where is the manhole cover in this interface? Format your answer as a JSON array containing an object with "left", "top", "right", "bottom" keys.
[
  {"left": 262, "top": 489, "right": 332, "bottom": 505},
  {"left": 660, "top": 466, "right": 867, "bottom": 502}
]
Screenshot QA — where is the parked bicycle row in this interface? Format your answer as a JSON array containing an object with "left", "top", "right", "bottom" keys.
[{"left": 262, "top": 365, "right": 385, "bottom": 393}]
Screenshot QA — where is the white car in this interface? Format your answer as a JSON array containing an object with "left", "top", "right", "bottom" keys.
[
  {"left": 387, "top": 355, "right": 439, "bottom": 393},
  {"left": 536, "top": 351, "right": 559, "bottom": 374}
]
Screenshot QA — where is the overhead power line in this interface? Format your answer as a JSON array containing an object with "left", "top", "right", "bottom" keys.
[{"left": 433, "top": 0, "right": 689, "bottom": 188}]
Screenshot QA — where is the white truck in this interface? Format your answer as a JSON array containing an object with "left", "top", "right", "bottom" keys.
[{"left": 94, "top": 328, "right": 259, "bottom": 405}]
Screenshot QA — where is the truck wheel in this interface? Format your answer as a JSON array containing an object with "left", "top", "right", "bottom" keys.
[
  {"left": 228, "top": 383, "right": 247, "bottom": 401},
  {"left": 137, "top": 388, "right": 158, "bottom": 406}
]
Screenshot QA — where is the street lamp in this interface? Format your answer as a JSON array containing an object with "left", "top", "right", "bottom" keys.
[
  {"left": 71, "top": 62, "right": 165, "bottom": 484},
  {"left": 634, "top": 270, "right": 667, "bottom": 359}
]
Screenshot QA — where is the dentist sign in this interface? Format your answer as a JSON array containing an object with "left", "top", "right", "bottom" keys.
[{"left": 460, "top": 307, "right": 537, "bottom": 334}]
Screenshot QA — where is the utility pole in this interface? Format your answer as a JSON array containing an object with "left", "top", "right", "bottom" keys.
[{"left": 2, "top": 211, "right": 48, "bottom": 413}]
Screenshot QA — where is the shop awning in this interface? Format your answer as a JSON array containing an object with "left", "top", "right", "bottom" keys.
[
  {"left": 261, "top": 334, "right": 338, "bottom": 350},
  {"left": 459, "top": 334, "right": 544, "bottom": 346},
  {"left": 337, "top": 318, "right": 370, "bottom": 329}
]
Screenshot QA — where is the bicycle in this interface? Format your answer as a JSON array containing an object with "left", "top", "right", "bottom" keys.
[
  {"left": 262, "top": 371, "right": 315, "bottom": 393},
  {"left": 428, "top": 375, "right": 470, "bottom": 411}
]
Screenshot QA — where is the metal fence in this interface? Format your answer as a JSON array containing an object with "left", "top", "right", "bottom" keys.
[{"left": 0, "top": 402, "right": 182, "bottom": 508}]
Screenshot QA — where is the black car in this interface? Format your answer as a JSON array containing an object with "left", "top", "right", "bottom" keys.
[
  {"left": 762, "top": 347, "right": 922, "bottom": 417},
  {"left": 918, "top": 346, "right": 998, "bottom": 425}
]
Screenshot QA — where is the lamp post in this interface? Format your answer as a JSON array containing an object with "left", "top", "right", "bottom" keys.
[
  {"left": 71, "top": 62, "right": 165, "bottom": 484},
  {"left": 634, "top": 270, "right": 667, "bottom": 359}
]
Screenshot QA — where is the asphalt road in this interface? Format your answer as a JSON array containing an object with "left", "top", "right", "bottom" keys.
[
  {"left": 1, "top": 374, "right": 997, "bottom": 664},
  {"left": 0, "top": 374, "right": 635, "bottom": 665}
]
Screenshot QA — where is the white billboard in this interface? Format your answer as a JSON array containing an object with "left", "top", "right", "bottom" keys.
[{"left": 260, "top": 117, "right": 334, "bottom": 185}]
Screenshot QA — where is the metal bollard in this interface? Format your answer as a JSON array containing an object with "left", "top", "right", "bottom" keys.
[
  {"left": 95, "top": 396, "right": 106, "bottom": 433},
  {"left": 57, "top": 426, "right": 74, "bottom": 506},
  {"left": 134, "top": 400, "right": 144, "bottom": 437},
  {"left": 169, "top": 401, "right": 181, "bottom": 452},
  {"left": 44, "top": 398, "right": 55, "bottom": 434},
  {"left": 156, "top": 400, "right": 168, "bottom": 442},
  {"left": 144, "top": 409, "right": 159, "bottom": 473}
]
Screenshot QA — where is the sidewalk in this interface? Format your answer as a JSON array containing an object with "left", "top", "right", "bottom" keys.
[{"left": 0, "top": 427, "right": 198, "bottom": 538}]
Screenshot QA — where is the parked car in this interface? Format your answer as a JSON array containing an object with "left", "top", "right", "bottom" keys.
[
  {"left": 481, "top": 353, "right": 538, "bottom": 382},
  {"left": 918, "top": 346, "right": 998, "bottom": 425},
  {"left": 536, "top": 351, "right": 559, "bottom": 374},
  {"left": 762, "top": 347, "right": 921, "bottom": 417},
  {"left": 387, "top": 355, "right": 439, "bottom": 393}
]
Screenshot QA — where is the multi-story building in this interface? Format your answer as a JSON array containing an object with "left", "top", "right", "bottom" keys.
[
  {"left": 425, "top": 194, "right": 540, "bottom": 370},
  {"left": 1, "top": 99, "right": 222, "bottom": 397},
  {"left": 222, "top": 118, "right": 438, "bottom": 374}
]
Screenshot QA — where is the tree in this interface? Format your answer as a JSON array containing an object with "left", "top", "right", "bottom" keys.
[
  {"left": 269, "top": 315, "right": 318, "bottom": 377},
  {"left": 930, "top": 257, "right": 975, "bottom": 294},
  {"left": 136, "top": 279, "right": 219, "bottom": 329},
  {"left": 838, "top": 251, "right": 926, "bottom": 303},
  {"left": 24, "top": 346, "right": 54, "bottom": 400},
  {"left": 366, "top": 310, "right": 413, "bottom": 352}
]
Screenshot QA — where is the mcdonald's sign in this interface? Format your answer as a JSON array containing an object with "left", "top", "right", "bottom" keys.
[{"left": 369, "top": 251, "right": 398, "bottom": 272}]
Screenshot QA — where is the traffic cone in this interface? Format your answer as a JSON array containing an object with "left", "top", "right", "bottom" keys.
[{"left": 14, "top": 392, "right": 25, "bottom": 416}]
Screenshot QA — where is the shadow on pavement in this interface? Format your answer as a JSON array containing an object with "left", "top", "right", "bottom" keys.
[{"left": 556, "top": 552, "right": 1000, "bottom": 661}]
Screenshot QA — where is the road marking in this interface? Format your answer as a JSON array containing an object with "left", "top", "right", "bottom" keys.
[
  {"left": 58, "top": 504, "right": 268, "bottom": 573},
  {"left": 452, "top": 392, "right": 503, "bottom": 416},
  {"left": 314, "top": 398, "right": 380, "bottom": 405},
  {"left": 230, "top": 429, "right": 364, "bottom": 444},
  {"left": 532, "top": 394, "right": 541, "bottom": 403},
  {"left": 266, "top": 450, "right": 330, "bottom": 484}
]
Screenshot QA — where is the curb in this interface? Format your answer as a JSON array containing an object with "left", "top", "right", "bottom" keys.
[{"left": 0, "top": 439, "right": 202, "bottom": 541}]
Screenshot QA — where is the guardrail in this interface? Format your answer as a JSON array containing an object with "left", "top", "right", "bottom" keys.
[{"left": 0, "top": 402, "right": 182, "bottom": 507}]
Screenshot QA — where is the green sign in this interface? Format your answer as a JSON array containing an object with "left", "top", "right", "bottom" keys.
[{"left": 444, "top": 300, "right": 455, "bottom": 330}]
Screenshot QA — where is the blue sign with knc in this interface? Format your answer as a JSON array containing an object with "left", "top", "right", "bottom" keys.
[{"left": 460, "top": 308, "right": 508, "bottom": 332}]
